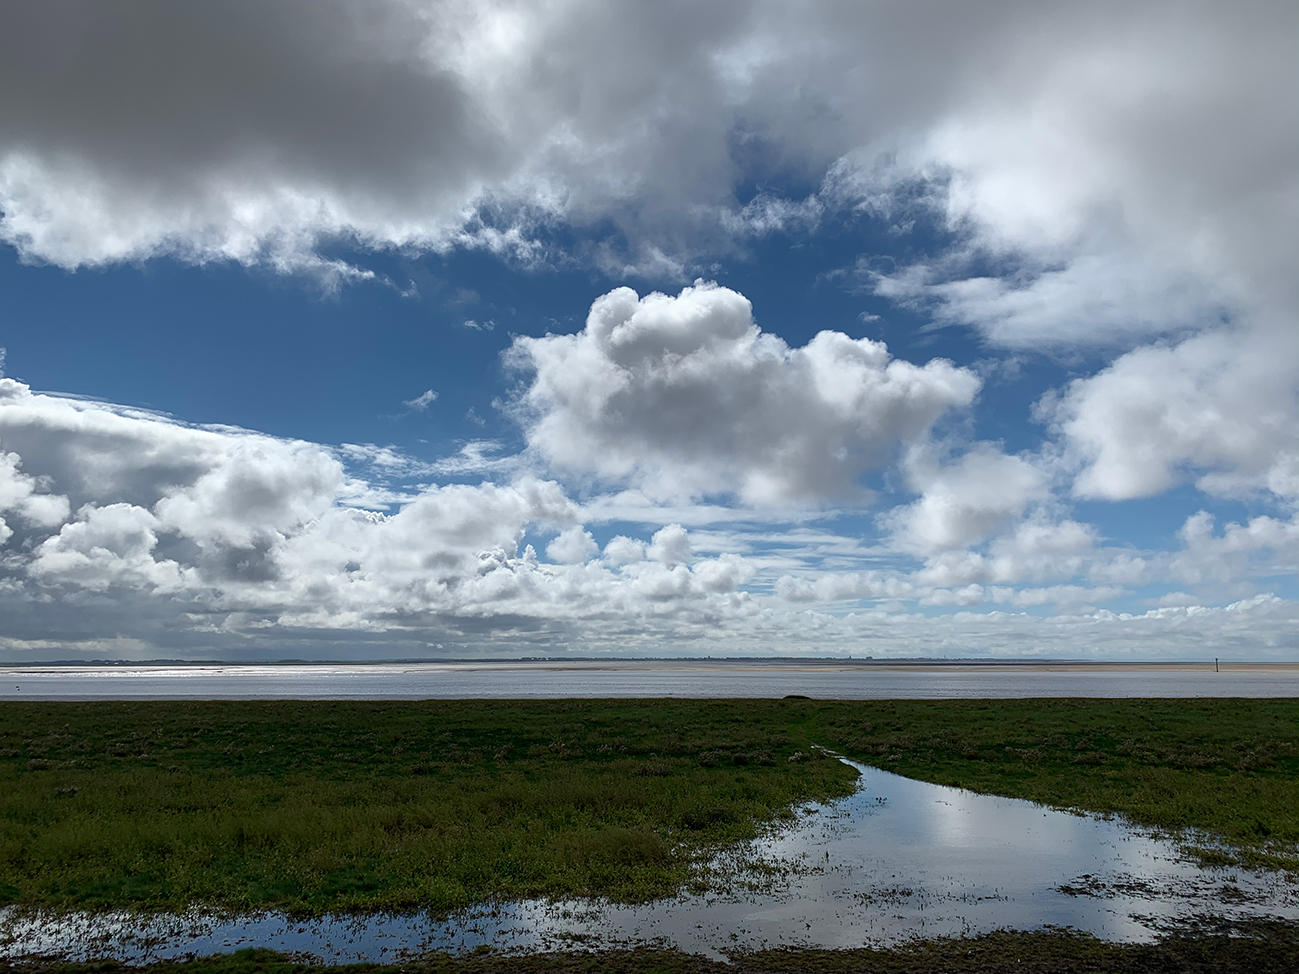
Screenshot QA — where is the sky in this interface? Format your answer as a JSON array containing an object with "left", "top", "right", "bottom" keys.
[{"left": 0, "top": 0, "right": 1297, "bottom": 662}]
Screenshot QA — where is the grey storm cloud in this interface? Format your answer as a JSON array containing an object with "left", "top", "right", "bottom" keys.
[
  {"left": 0, "top": 3, "right": 479, "bottom": 181},
  {"left": 0, "top": 0, "right": 501, "bottom": 274},
  {"left": 10, "top": 0, "right": 1289, "bottom": 281}
]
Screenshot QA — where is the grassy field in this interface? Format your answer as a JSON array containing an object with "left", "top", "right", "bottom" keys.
[
  {"left": 0, "top": 697, "right": 1296, "bottom": 915},
  {"left": 0, "top": 699, "right": 854, "bottom": 913}
]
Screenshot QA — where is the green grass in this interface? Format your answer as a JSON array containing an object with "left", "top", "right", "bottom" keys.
[
  {"left": 1, "top": 697, "right": 1297, "bottom": 916},
  {"left": 0, "top": 699, "right": 853, "bottom": 913}
]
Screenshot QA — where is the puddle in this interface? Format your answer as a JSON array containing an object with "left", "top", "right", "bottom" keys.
[{"left": 3, "top": 757, "right": 1297, "bottom": 964}]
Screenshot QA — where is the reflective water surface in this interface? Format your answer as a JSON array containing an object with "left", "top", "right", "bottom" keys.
[
  {"left": 4, "top": 660, "right": 1298, "bottom": 700},
  {"left": 3, "top": 758, "right": 1296, "bottom": 964}
]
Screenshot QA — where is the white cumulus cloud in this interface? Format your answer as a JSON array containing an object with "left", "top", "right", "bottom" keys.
[
  {"left": 884, "top": 445, "right": 1048, "bottom": 554},
  {"left": 509, "top": 282, "right": 980, "bottom": 504},
  {"left": 1047, "top": 327, "right": 1299, "bottom": 502}
]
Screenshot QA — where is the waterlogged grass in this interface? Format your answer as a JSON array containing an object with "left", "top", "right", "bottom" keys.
[
  {"left": 0, "top": 700, "right": 853, "bottom": 913},
  {"left": 9, "top": 924, "right": 1299, "bottom": 972},
  {"left": 806, "top": 697, "right": 1299, "bottom": 872},
  {"left": 1, "top": 697, "right": 1298, "bottom": 917}
]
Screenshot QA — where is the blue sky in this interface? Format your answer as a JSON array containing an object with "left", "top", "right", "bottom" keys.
[{"left": 0, "top": 1, "right": 1296, "bottom": 661}]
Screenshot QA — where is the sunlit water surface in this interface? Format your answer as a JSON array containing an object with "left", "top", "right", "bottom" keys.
[
  {"left": 3, "top": 758, "right": 1296, "bottom": 964},
  {"left": 3, "top": 661, "right": 1297, "bottom": 699}
]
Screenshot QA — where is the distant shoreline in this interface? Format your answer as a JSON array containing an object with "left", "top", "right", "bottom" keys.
[
  {"left": 0, "top": 657, "right": 1283, "bottom": 670},
  {"left": 4, "top": 657, "right": 1296, "bottom": 700},
  {"left": 1, "top": 658, "right": 1293, "bottom": 673}
]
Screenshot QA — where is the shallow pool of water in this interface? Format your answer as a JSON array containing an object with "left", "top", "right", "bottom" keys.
[{"left": 3, "top": 757, "right": 1296, "bottom": 963}]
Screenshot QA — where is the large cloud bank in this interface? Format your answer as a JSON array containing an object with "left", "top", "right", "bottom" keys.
[
  {"left": 2, "top": 3, "right": 1292, "bottom": 281},
  {"left": 0, "top": 371, "right": 774, "bottom": 655},
  {"left": 2, "top": 289, "right": 1298, "bottom": 661}
]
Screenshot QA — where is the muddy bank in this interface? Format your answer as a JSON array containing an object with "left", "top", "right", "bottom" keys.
[{"left": 6, "top": 923, "right": 1299, "bottom": 973}]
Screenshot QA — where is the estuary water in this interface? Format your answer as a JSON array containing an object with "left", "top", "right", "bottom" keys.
[
  {"left": 2, "top": 757, "right": 1296, "bottom": 963},
  {"left": 2, "top": 659, "right": 1297, "bottom": 699}
]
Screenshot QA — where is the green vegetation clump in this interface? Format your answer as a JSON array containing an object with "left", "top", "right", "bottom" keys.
[{"left": 0, "top": 700, "right": 852, "bottom": 914}]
